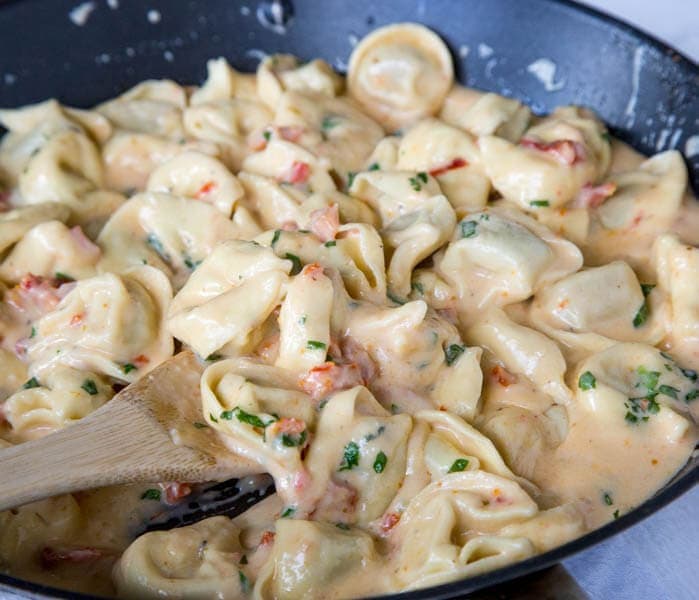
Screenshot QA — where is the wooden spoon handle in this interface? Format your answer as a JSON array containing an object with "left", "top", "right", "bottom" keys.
[{"left": 0, "top": 399, "right": 206, "bottom": 512}]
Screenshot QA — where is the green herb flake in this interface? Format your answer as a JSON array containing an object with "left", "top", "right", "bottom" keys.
[
  {"left": 146, "top": 233, "right": 168, "bottom": 260},
  {"left": 408, "top": 172, "right": 428, "bottom": 191},
  {"left": 335, "top": 522, "right": 350, "bottom": 530},
  {"left": 206, "top": 353, "right": 223, "bottom": 362},
  {"left": 390, "top": 404, "right": 400, "bottom": 414},
  {"left": 601, "top": 132, "right": 612, "bottom": 143},
  {"left": 22, "top": 377, "right": 40, "bottom": 390},
  {"left": 306, "top": 340, "right": 327, "bottom": 351},
  {"left": 448, "top": 458, "right": 469, "bottom": 473},
  {"left": 338, "top": 441, "right": 360, "bottom": 471},
  {"left": 640, "top": 283, "right": 655, "bottom": 297},
  {"left": 411, "top": 281, "right": 424, "bottom": 295},
  {"left": 54, "top": 271, "right": 73, "bottom": 282},
  {"left": 633, "top": 300, "right": 650, "bottom": 328},
  {"left": 685, "top": 389, "right": 699, "bottom": 403},
  {"left": 368, "top": 162, "right": 380, "bottom": 171},
  {"left": 183, "top": 256, "right": 201, "bottom": 270},
  {"left": 637, "top": 366, "right": 660, "bottom": 392},
  {"left": 444, "top": 344, "right": 465, "bottom": 366},
  {"left": 209, "top": 412, "right": 219, "bottom": 423},
  {"left": 233, "top": 407, "right": 268, "bottom": 429},
  {"left": 529, "top": 199, "right": 550, "bottom": 207},
  {"left": 81, "top": 379, "right": 98, "bottom": 396},
  {"left": 238, "top": 570, "right": 250, "bottom": 594},
  {"left": 386, "top": 291, "right": 406, "bottom": 305},
  {"left": 681, "top": 368, "right": 698, "bottom": 382},
  {"left": 624, "top": 396, "right": 660, "bottom": 425},
  {"left": 284, "top": 252, "right": 302, "bottom": 275},
  {"left": 324, "top": 240, "right": 337, "bottom": 247},
  {"left": 321, "top": 115, "right": 340, "bottom": 130},
  {"left": 122, "top": 363, "right": 137, "bottom": 374},
  {"left": 299, "top": 315, "right": 307, "bottom": 325},
  {"left": 271, "top": 229, "right": 282, "bottom": 247},
  {"left": 658, "top": 384, "right": 679, "bottom": 400},
  {"left": 373, "top": 451, "right": 388, "bottom": 474},
  {"left": 141, "top": 488, "right": 161, "bottom": 501},
  {"left": 578, "top": 371, "right": 597, "bottom": 391},
  {"left": 281, "top": 429, "right": 307, "bottom": 447},
  {"left": 346, "top": 171, "right": 357, "bottom": 189},
  {"left": 29, "top": 326, "right": 36, "bottom": 339},
  {"left": 220, "top": 410, "right": 234, "bottom": 420},
  {"left": 613, "top": 509, "right": 620, "bottom": 519},
  {"left": 603, "top": 492, "right": 614, "bottom": 506},
  {"left": 460, "top": 220, "right": 478, "bottom": 239},
  {"left": 193, "top": 421, "right": 209, "bottom": 429},
  {"left": 281, "top": 507, "right": 295, "bottom": 518}
]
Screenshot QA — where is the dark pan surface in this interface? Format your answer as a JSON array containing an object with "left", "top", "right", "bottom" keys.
[{"left": 0, "top": 1, "right": 697, "bottom": 598}]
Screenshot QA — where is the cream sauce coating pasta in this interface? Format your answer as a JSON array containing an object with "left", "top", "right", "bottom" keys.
[{"left": 0, "top": 23, "right": 697, "bottom": 600}]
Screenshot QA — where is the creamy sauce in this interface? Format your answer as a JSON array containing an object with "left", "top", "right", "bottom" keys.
[{"left": 0, "top": 22, "right": 697, "bottom": 600}]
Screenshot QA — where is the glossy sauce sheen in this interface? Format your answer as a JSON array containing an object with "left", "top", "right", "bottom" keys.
[{"left": 0, "top": 23, "right": 697, "bottom": 599}]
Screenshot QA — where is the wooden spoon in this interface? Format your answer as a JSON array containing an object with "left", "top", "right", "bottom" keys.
[{"left": 0, "top": 351, "right": 258, "bottom": 512}]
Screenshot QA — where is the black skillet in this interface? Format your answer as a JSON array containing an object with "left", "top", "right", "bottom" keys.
[{"left": 0, "top": 0, "right": 697, "bottom": 598}]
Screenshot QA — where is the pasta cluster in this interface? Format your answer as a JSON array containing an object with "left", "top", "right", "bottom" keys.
[{"left": 0, "top": 23, "right": 697, "bottom": 599}]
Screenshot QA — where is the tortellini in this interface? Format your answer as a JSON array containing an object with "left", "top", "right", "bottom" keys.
[
  {"left": 348, "top": 23, "right": 454, "bottom": 130},
  {"left": 27, "top": 267, "right": 173, "bottom": 382},
  {"left": 437, "top": 208, "right": 582, "bottom": 312},
  {"left": 168, "top": 240, "right": 291, "bottom": 358},
  {"left": 480, "top": 106, "right": 611, "bottom": 208},
  {"left": 114, "top": 516, "right": 247, "bottom": 600},
  {"left": 2, "top": 367, "right": 113, "bottom": 442},
  {"left": 0, "top": 203, "right": 71, "bottom": 254},
  {"left": 443, "top": 92, "right": 531, "bottom": 142}
]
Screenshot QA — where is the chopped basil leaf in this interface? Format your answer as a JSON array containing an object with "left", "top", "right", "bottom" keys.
[
  {"left": 335, "top": 522, "right": 350, "bottom": 530},
  {"left": 271, "top": 229, "right": 281, "bottom": 247},
  {"left": 306, "top": 340, "right": 327, "bottom": 351},
  {"left": 603, "top": 492, "right": 613, "bottom": 506},
  {"left": 613, "top": 509, "right": 620, "bottom": 519},
  {"left": 122, "top": 363, "right": 136, "bottom": 374},
  {"left": 284, "top": 253, "right": 302, "bottom": 275},
  {"left": 54, "top": 271, "right": 73, "bottom": 282},
  {"left": 448, "top": 458, "right": 469, "bottom": 473},
  {"left": 281, "top": 429, "right": 307, "bottom": 447},
  {"left": 681, "top": 367, "right": 698, "bottom": 382},
  {"left": 206, "top": 353, "right": 223, "bottom": 361},
  {"left": 233, "top": 407, "right": 269, "bottom": 429},
  {"left": 624, "top": 396, "right": 660, "bottom": 425},
  {"left": 658, "top": 384, "right": 679, "bottom": 400},
  {"left": 460, "top": 220, "right": 478, "bottom": 238},
  {"left": 373, "top": 451, "right": 388, "bottom": 473},
  {"left": 238, "top": 570, "right": 250, "bottom": 594},
  {"left": 444, "top": 344, "right": 465, "bottom": 366},
  {"left": 685, "top": 389, "right": 699, "bottom": 403},
  {"left": 193, "top": 421, "right": 208, "bottom": 429},
  {"left": 632, "top": 300, "right": 650, "bottom": 328},
  {"left": 368, "top": 162, "right": 380, "bottom": 171},
  {"left": 324, "top": 240, "right": 337, "bottom": 247},
  {"left": 220, "top": 410, "right": 234, "bottom": 420},
  {"left": 529, "top": 199, "right": 550, "bottom": 207},
  {"left": 364, "top": 425, "right": 385, "bottom": 442},
  {"left": 411, "top": 281, "right": 424, "bottom": 295},
  {"left": 408, "top": 172, "right": 428, "bottom": 191},
  {"left": 141, "top": 488, "right": 161, "bottom": 501},
  {"left": 280, "top": 507, "right": 295, "bottom": 518},
  {"left": 183, "top": 255, "right": 201, "bottom": 270},
  {"left": 338, "top": 441, "right": 360, "bottom": 471},
  {"left": 346, "top": 171, "right": 356, "bottom": 189},
  {"left": 22, "top": 377, "right": 40, "bottom": 390},
  {"left": 29, "top": 326, "right": 36, "bottom": 339},
  {"left": 321, "top": 115, "right": 340, "bottom": 130},
  {"left": 636, "top": 366, "right": 660, "bottom": 392},
  {"left": 640, "top": 283, "right": 655, "bottom": 297},
  {"left": 209, "top": 412, "right": 219, "bottom": 423},
  {"left": 81, "top": 379, "right": 98, "bottom": 395},
  {"left": 146, "top": 233, "right": 168, "bottom": 260},
  {"left": 578, "top": 371, "right": 596, "bottom": 391},
  {"left": 386, "top": 291, "right": 406, "bottom": 305},
  {"left": 417, "top": 171, "right": 428, "bottom": 183},
  {"left": 263, "top": 130, "right": 271, "bottom": 142}
]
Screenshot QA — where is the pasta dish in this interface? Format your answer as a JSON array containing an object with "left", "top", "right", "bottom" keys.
[{"left": 0, "top": 22, "right": 697, "bottom": 599}]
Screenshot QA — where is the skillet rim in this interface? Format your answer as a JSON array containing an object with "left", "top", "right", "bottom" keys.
[{"left": 0, "top": 0, "right": 697, "bottom": 598}]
